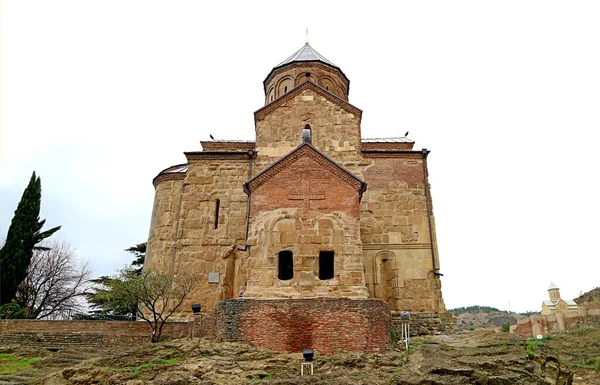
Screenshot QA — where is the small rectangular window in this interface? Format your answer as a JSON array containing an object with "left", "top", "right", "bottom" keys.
[
  {"left": 278, "top": 250, "right": 293, "bottom": 280},
  {"left": 319, "top": 251, "right": 334, "bottom": 280},
  {"left": 214, "top": 199, "right": 220, "bottom": 229}
]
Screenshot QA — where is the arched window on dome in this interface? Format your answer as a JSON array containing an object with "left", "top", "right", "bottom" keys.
[{"left": 302, "top": 124, "right": 311, "bottom": 144}]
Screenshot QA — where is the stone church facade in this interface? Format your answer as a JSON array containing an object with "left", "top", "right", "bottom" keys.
[{"left": 145, "top": 43, "right": 448, "bottom": 351}]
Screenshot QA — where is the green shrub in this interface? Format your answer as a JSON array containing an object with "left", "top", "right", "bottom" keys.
[
  {"left": 391, "top": 329, "right": 400, "bottom": 344},
  {"left": 0, "top": 304, "right": 25, "bottom": 319},
  {"left": 501, "top": 322, "right": 510, "bottom": 333},
  {"left": 525, "top": 336, "right": 550, "bottom": 356}
]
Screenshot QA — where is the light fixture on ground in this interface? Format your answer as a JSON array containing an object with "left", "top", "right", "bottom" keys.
[
  {"left": 400, "top": 311, "right": 410, "bottom": 351},
  {"left": 301, "top": 349, "right": 314, "bottom": 376},
  {"left": 191, "top": 304, "right": 202, "bottom": 340}
]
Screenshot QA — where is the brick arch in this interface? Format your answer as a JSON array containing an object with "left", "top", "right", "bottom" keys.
[
  {"left": 319, "top": 75, "right": 340, "bottom": 96},
  {"left": 266, "top": 86, "right": 275, "bottom": 104},
  {"left": 276, "top": 76, "right": 294, "bottom": 98},
  {"left": 296, "top": 72, "right": 317, "bottom": 85}
]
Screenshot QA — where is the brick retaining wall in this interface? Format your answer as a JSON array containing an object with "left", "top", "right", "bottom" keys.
[
  {"left": 0, "top": 319, "right": 193, "bottom": 347},
  {"left": 217, "top": 298, "right": 391, "bottom": 354}
]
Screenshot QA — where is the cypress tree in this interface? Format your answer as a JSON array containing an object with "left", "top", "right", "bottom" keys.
[{"left": 0, "top": 172, "right": 61, "bottom": 305}]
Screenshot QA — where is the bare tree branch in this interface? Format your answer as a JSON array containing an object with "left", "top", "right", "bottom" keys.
[{"left": 15, "top": 240, "right": 92, "bottom": 319}]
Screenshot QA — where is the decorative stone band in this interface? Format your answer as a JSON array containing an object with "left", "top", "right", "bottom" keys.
[
  {"left": 263, "top": 61, "right": 350, "bottom": 92},
  {"left": 254, "top": 80, "right": 362, "bottom": 121},
  {"left": 245, "top": 142, "right": 366, "bottom": 197},
  {"left": 152, "top": 172, "right": 185, "bottom": 188},
  {"left": 361, "top": 150, "right": 425, "bottom": 159},
  {"left": 363, "top": 243, "right": 432, "bottom": 250},
  {"left": 217, "top": 298, "right": 391, "bottom": 354}
]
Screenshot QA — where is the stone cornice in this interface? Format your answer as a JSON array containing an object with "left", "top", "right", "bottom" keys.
[
  {"left": 200, "top": 141, "right": 256, "bottom": 151},
  {"left": 361, "top": 142, "right": 415, "bottom": 151},
  {"left": 254, "top": 81, "right": 362, "bottom": 122},
  {"left": 153, "top": 172, "right": 185, "bottom": 188},
  {"left": 184, "top": 152, "right": 252, "bottom": 161},
  {"left": 362, "top": 243, "right": 431, "bottom": 250},
  {"left": 361, "top": 150, "right": 425, "bottom": 159},
  {"left": 245, "top": 142, "right": 366, "bottom": 198}
]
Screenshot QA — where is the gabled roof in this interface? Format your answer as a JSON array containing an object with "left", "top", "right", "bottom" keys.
[
  {"left": 244, "top": 142, "right": 367, "bottom": 198},
  {"left": 255, "top": 80, "right": 362, "bottom": 121}
]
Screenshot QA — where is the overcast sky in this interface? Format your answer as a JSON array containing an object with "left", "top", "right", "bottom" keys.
[{"left": 1, "top": 1, "right": 599, "bottom": 313}]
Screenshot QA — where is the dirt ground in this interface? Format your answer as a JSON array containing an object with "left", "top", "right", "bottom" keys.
[{"left": 0, "top": 328, "right": 597, "bottom": 385}]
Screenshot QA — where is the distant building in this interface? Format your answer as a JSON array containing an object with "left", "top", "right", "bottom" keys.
[{"left": 541, "top": 282, "right": 578, "bottom": 315}]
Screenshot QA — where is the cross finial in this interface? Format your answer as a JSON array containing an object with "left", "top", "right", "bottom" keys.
[{"left": 305, "top": 28, "right": 309, "bottom": 45}]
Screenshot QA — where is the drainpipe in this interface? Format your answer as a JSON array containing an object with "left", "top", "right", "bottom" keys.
[
  {"left": 237, "top": 149, "right": 255, "bottom": 251},
  {"left": 422, "top": 149, "right": 443, "bottom": 276}
]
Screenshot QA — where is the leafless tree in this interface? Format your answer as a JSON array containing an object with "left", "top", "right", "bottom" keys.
[
  {"left": 15, "top": 240, "right": 92, "bottom": 319},
  {"left": 105, "top": 268, "right": 196, "bottom": 342}
]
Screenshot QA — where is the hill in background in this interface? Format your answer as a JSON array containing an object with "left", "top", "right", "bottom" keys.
[{"left": 449, "top": 305, "right": 537, "bottom": 331}]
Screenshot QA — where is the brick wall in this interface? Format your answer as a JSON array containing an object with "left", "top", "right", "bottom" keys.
[
  {"left": 217, "top": 298, "right": 391, "bottom": 354},
  {"left": 191, "top": 310, "right": 217, "bottom": 339},
  {"left": 0, "top": 320, "right": 192, "bottom": 347}
]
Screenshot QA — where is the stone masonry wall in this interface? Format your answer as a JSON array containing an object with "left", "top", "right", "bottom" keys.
[
  {"left": 360, "top": 156, "right": 445, "bottom": 313},
  {"left": 146, "top": 178, "right": 184, "bottom": 276},
  {"left": 0, "top": 320, "right": 191, "bottom": 347},
  {"left": 217, "top": 298, "right": 391, "bottom": 354},
  {"left": 391, "top": 311, "right": 456, "bottom": 337},
  {"left": 173, "top": 159, "right": 250, "bottom": 314},
  {"left": 264, "top": 62, "right": 349, "bottom": 103},
  {"left": 244, "top": 146, "right": 367, "bottom": 299},
  {"left": 254, "top": 87, "right": 364, "bottom": 177},
  {"left": 513, "top": 307, "right": 600, "bottom": 338}
]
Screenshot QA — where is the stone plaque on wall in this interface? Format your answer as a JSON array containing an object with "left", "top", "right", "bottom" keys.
[{"left": 208, "top": 272, "right": 220, "bottom": 283}]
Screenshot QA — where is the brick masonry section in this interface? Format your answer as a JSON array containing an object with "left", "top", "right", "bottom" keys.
[
  {"left": 0, "top": 320, "right": 193, "bottom": 347},
  {"left": 217, "top": 298, "right": 391, "bottom": 354}
]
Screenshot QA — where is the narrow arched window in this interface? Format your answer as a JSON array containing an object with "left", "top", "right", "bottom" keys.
[
  {"left": 302, "top": 124, "right": 311, "bottom": 144},
  {"left": 326, "top": 85, "right": 329, "bottom": 91},
  {"left": 270, "top": 95, "right": 274, "bottom": 101},
  {"left": 319, "top": 251, "right": 334, "bottom": 280},
  {"left": 214, "top": 199, "right": 220, "bottom": 229},
  {"left": 284, "top": 86, "right": 288, "bottom": 93},
  {"left": 278, "top": 250, "right": 293, "bottom": 280}
]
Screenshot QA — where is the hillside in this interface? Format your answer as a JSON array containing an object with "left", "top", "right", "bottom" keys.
[
  {"left": 0, "top": 329, "right": 586, "bottom": 385},
  {"left": 575, "top": 287, "right": 600, "bottom": 307},
  {"left": 449, "top": 305, "right": 533, "bottom": 331}
]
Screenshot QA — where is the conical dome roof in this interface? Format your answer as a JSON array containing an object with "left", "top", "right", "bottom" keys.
[{"left": 275, "top": 43, "right": 337, "bottom": 68}]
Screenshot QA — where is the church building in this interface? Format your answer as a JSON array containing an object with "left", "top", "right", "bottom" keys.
[{"left": 144, "top": 42, "right": 449, "bottom": 352}]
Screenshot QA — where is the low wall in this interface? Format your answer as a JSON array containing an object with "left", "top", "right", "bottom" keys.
[
  {"left": 513, "top": 307, "right": 600, "bottom": 338},
  {"left": 0, "top": 319, "right": 193, "bottom": 347},
  {"left": 392, "top": 311, "right": 456, "bottom": 336},
  {"left": 217, "top": 298, "right": 391, "bottom": 354}
]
